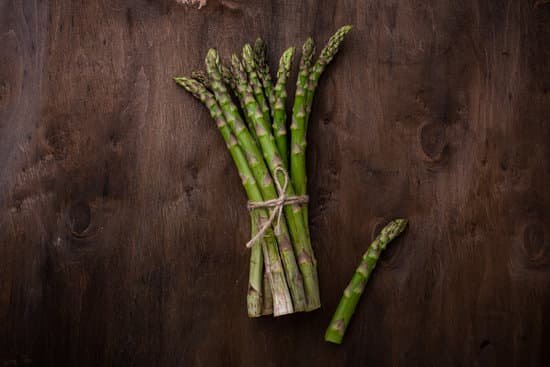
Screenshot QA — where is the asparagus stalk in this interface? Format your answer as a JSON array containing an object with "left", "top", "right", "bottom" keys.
[
  {"left": 174, "top": 76, "right": 294, "bottom": 316},
  {"left": 242, "top": 44, "right": 272, "bottom": 135},
  {"left": 271, "top": 47, "right": 295, "bottom": 168},
  {"left": 248, "top": 211, "right": 264, "bottom": 317},
  {"left": 262, "top": 262, "right": 274, "bottom": 315},
  {"left": 230, "top": 54, "right": 320, "bottom": 311},
  {"left": 220, "top": 65, "right": 259, "bottom": 144},
  {"left": 304, "top": 25, "right": 352, "bottom": 129},
  {"left": 254, "top": 39, "right": 295, "bottom": 169},
  {"left": 290, "top": 38, "right": 315, "bottom": 227},
  {"left": 291, "top": 26, "right": 352, "bottom": 227},
  {"left": 253, "top": 38, "right": 275, "bottom": 112},
  {"left": 325, "top": 219, "right": 408, "bottom": 344}
]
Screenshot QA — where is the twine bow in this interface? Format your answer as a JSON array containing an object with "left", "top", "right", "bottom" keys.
[{"left": 245, "top": 167, "right": 308, "bottom": 248}]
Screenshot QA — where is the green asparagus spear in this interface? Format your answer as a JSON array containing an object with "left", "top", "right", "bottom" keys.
[
  {"left": 262, "top": 254, "right": 274, "bottom": 315},
  {"left": 271, "top": 47, "right": 295, "bottom": 169},
  {"left": 253, "top": 38, "right": 275, "bottom": 112},
  {"left": 242, "top": 44, "right": 272, "bottom": 134},
  {"left": 248, "top": 212, "right": 264, "bottom": 317},
  {"left": 220, "top": 64, "right": 259, "bottom": 144},
  {"left": 291, "top": 26, "right": 352, "bottom": 228},
  {"left": 304, "top": 25, "right": 352, "bottom": 129},
  {"left": 325, "top": 219, "right": 408, "bottom": 344},
  {"left": 290, "top": 38, "right": 315, "bottom": 227},
  {"left": 174, "top": 76, "right": 294, "bottom": 316}
]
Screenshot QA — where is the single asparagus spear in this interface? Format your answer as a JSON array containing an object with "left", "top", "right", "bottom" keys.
[
  {"left": 292, "top": 26, "right": 353, "bottom": 228},
  {"left": 248, "top": 211, "right": 264, "bottom": 317},
  {"left": 271, "top": 47, "right": 295, "bottom": 168},
  {"left": 174, "top": 76, "right": 294, "bottom": 316},
  {"left": 231, "top": 54, "right": 320, "bottom": 311},
  {"left": 325, "top": 219, "right": 408, "bottom": 344},
  {"left": 290, "top": 38, "right": 315, "bottom": 227},
  {"left": 304, "top": 25, "right": 352, "bottom": 129},
  {"left": 220, "top": 64, "right": 259, "bottom": 144},
  {"left": 242, "top": 44, "right": 272, "bottom": 134},
  {"left": 262, "top": 261, "right": 274, "bottom": 315},
  {"left": 253, "top": 38, "right": 275, "bottom": 112}
]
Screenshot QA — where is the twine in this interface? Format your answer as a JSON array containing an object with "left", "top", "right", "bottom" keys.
[{"left": 245, "top": 167, "right": 308, "bottom": 248}]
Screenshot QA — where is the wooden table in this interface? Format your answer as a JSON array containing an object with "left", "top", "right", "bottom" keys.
[{"left": 1, "top": 1, "right": 549, "bottom": 366}]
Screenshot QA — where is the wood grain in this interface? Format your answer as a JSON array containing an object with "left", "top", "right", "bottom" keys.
[{"left": 1, "top": 0, "right": 549, "bottom": 366}]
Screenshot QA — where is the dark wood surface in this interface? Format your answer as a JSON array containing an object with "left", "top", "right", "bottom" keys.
[{"left": 1, "top": 1, "right": 549, "bottom": 366}]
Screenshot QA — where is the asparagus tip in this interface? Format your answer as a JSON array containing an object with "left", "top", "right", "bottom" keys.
[
  {"left": 242, "top": 43, "right": 257, "bottom": 67},
  {"left": 173, "top": 76, "right": 188, "bottom": 87},
  {"left": 340, "top": 24, "right": 353, "bottom": 32},
  {"left": 318, "top": 25, "right": 353, "bottom": 63},
  {"left": 281, "top": 47, "right": 295, "bottom": 68},
  {"left": 284, "top": 46, "right": 296, "bottom": 57},
  {"left": 300, "top": 37, "right": 316, "bottom": 68},
  {"left": 378, "top": 218, "right": 408, "bottom": 250},
  {"left": 389, "top": 218, "right": 408, "bottom": 234},
  {"left": 303, "top": 37, "right": 315, "bottom": 54},
  {"left": 242, "top": 43, "right": 253, "bottom": 55},
  {"left": 205, "top": 48, "right": 220, "bottom": 69},
  {"left": 173, "top": 76, "right": 206, "bottom": 100},
  {"left": 254, "top": 37, "right": 266, "bottom": 55}
]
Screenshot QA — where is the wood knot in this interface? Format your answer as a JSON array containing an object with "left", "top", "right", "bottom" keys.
[
  {"left": 321, "top": 111, "right": 333, "bottom": 126},
  {"left": 480, "top": 340, "right": 491, "bottom": 349},
  {"left": 185, "top": 161, "right": 200, "bottom": 180},
  {"left": 419, "top": 122, "right": 447, "bottom": 161},
  {"left": 67, "top": 201, "right": 91, "bottom": 236},
  {"left": 521, "top": 223, "right": 549, "bottom": 268}
]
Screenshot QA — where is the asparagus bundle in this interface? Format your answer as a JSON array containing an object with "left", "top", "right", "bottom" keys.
[{"left": 174, "top": 26, "right": 352, "bottom": 317}]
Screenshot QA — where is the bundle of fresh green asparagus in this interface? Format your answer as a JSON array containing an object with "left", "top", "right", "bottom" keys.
[{"left": 174, "top": 26, "right": 352, "bottom": 317}]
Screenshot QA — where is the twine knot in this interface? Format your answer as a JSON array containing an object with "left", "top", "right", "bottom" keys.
[{"left": 245, "top": 167, "right": 308, "bottom": 248}]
